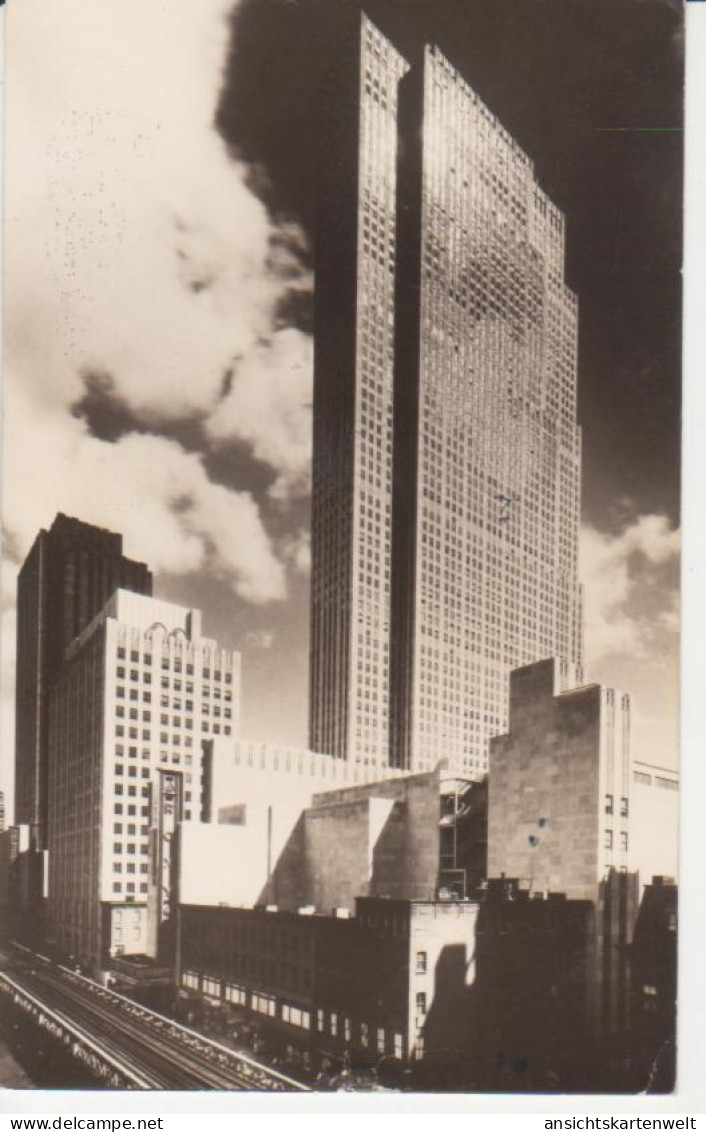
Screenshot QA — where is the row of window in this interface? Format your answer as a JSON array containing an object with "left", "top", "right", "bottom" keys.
[
  {"left": 604, "top": 795, "right": 629, "bottom": 817},
  {"left": 604, "top": 830, "right": 629, "bottom": 851},
  {"left": 116, "top": 648, "right": 233, "bottom": 684},
  {"left": 181, "top": 971, "right": 409, "bottom": 1058}
]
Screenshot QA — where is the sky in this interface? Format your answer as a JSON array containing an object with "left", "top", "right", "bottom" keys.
[{"left": 1, "top": 0, "right": 682, "bottom": 817}]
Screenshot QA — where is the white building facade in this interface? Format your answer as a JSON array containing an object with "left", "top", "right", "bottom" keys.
[{"left": 47, "top": 589, "right": 240, "bottom": 968}]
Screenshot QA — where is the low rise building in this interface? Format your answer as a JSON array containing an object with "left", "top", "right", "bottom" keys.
[
  {"left": 178, "top": 760, "right": 487, "bottom": 914},
  {"left": 176, "top": 888, "right": 591, "bottom": 1088}
]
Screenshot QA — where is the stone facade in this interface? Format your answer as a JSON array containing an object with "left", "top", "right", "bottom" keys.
[{"left": 488, "top": 658, "right": 631, "bottom": 899}]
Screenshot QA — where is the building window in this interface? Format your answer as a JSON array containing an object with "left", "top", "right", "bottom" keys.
[
  {"left": 604, "top": 830, "right": 613, "bottom": 850},
  {"left": 416, "top": 992, "right": 427, "bottom": 1016},
  {"left": 225, "top": 982, "right": 246, "bottom": 1006},
  {"left": 344, "top": 1017, "right": 351, "bottom": 1042},
  {"left": 202, "top": 976, "right": 221, "bottom": 1001},
  {"left": 282, "top": 1004, "right": 311, "bottom": 1030},
  {"left": 620, "top": 832, "right": 629, "bottom": 852},
  {"left": 656, "top": 776, "right": 678, "bottom": 792},
  {"left": 604, "top": 794, "right": 613, "bottom": 815},
  {"left": 377, "top": 1027, "right": 385, "bottom": 1054},
  {"left": 414, "top": 1036, "right": 425, "bottom": 1061},
  {"left": 620, "top": 797, "right": 629, "bottom": 817},
  {"left": 317, "top": 1008, "right": 325, "bottom": 1032},
  {"left": 394, "top": 1032, "right": 403, "bottom": 1060},
  {"left": 330, "top": 1011, "right": 338, "bottom": 1037},
  {"left": 360, "top": 1022, "right": 369, "bottom": 1047},
  {"left": 252, "top": 993, "right": 276, "bottom": 1017},
  {"left": 416, "top": 951, "right": 427, "bottom": 974}
]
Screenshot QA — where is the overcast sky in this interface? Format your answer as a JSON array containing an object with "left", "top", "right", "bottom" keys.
[{"left": 1, "top": 0, "right": 682, "bottom": 815}]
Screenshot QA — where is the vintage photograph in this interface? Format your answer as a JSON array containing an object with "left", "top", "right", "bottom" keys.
[{"left": 0, "top": 0, "right": 682, "bottom": 1096}]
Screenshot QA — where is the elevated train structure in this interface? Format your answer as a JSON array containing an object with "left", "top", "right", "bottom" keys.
[{"left": 0, "top": 945, "right": 309, "bottom": 1092}]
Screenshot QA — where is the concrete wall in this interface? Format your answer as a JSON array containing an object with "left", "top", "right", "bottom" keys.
[
  {"left": 178, "top": 755, "right": 443, "bottom": 914},
  {"left": 630, "top": 762, "right": 679, "bottom": 887},
  {"left": 299, "top": 798, "right": 384, "bottom": 912},
  {"left": 177, "top": 821, "right": 273, "bottom": 908},
  {"left": 488, "top": 660, "right": 639, "bottom": 1039},
  {"left": 489, "top": 660, "right": 631, "bottom": 904},
  {"left": 298, "top": 768, "right": 442, "bottom": 911},
  {"left": 105, "top": 902, "right": 150, "bottom": 958},
  {"left": 489, "top": 661, "right": 604, "bottom": 900},
  {"left": 207, "top": 737, "right": 407, "bottom": 818}
]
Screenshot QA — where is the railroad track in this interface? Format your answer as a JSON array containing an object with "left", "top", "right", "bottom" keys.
[{"left": 3, "top": 948, "right": 308, "bottom": 1092}]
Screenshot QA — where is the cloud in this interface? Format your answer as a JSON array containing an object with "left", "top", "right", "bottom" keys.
[
  {"left": 580, "top": 514, "right": 680, "bottom": 666},
  {"left": 207, "top": 328, "right": 313, "bottom": 500},
  {"left": 3, "top": 384, "right": 286, "bottom": 605},
  {"left": 6, "top": 0, "right": 312, "bottom": 480},
  {"left": 245, "top": 630, "right": 276, "bottom": 650},
  {"left": 2, "top": 0, "right": 321, "bottom": 808},
  {"left": 279, "top": 528, "right": 312, "bottom": 575}
]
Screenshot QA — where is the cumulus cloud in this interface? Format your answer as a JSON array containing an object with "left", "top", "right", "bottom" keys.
[
  {"left": 3, "top": 384, "right": 285, "bottom": 605},
  {"left": 6, "top": 0, "right": 312, "bottom": 466},
  {"left": 2, "top": 0, "right": 319, "bottom": 806},
  {"left": 207, "top": 328, "right": 313, "bottom": 499},
  {"left": 580, "top": 514, "right": 680, "bottom": 666},
  {"left": 279, "top": 529, "right": 312, "bottom": 575}
]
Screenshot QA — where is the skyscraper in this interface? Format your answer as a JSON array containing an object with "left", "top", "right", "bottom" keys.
[
  {"left": 309, "top": 15, "right": 407, "bottom": 766},
  {"left": 47, "top": 588, "right": 240, "bottom": 966},
  {"left": 14, "top": 513, "right": 153, "bottom": 836},
  {"left": 390, "top": 45, "right": 583, "bottom": 774},
  {"left": 310, "top": 16, "right": 583, "bottom": 775}
]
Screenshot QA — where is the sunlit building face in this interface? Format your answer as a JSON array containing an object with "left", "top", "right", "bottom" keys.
[
  {"left": 310, "top": 17, "right": 583, "bottom": 777},
  {"left": 390, "top": 45, "right": 583, "bottom": 775}
]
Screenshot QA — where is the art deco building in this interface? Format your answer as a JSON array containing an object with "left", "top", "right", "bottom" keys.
[
  {"left": 486, "top": 658, "right": 678, "bottom": 1041},
  {"left": 390, "top": 45, "right": 583, "bottom": 775},
  {"left": 15, "top": 513, "right": 152, "bottom": 837},
  {"left": 46, "top": 589, "right": 240, "bottom": 967},
  {"left": 309, "top": 15, "right": 408, "bottom": 767},
  {"left": 310, "top": 18, "right": 583, "bottom": 776}
]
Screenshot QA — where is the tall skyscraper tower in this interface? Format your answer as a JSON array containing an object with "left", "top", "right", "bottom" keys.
[
  {"left": 390, "top": 46, "right": 583, "bottom": 775},
  {"left": 15, "top": 513, "right": 153, "bottom": 836},
  {"left": 310, "top": 17, "right": 583, "bottom": 776},
  {"left": 309, "top": 15, "right": 408, "bottom": 766}
]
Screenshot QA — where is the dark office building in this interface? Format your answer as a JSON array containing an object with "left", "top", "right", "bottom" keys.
[
  {"left": 14, "top": 513, "right": 152, "bottom": 838},
  {"left": 309, "top": 14, "right": 407, "bottom": 767}
]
